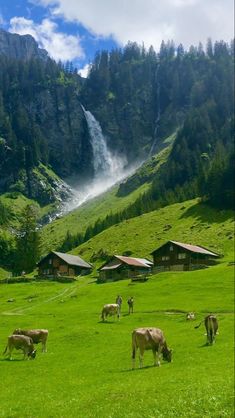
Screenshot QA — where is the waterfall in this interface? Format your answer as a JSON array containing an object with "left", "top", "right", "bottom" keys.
[
  {"left": 149, "top": 63, "right": 161, "bottom": 157},
  {"left": 81, "top": 105, "right": 124, "bottom": 178},
  {"left": 40, "top": 107, "right": 143, "bottom": 222}
]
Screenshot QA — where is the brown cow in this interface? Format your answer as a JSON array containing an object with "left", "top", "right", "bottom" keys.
[
  {"left": 3, "top": 335, "right": 37, "bottom": 360},
  {"left": 101, "top": 304, "right": 120, "bottom": 321},
  {"left": 195, "top": 314, "right": 219, "bottom": 344},
  {"left": 13, "top": 329, "right": 48, "bottom": 352},
  {"left": 132, "top": 327, "right": 172, "bottom": 368}
]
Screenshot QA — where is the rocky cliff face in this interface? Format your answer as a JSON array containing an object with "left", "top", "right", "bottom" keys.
[
  {"left": 0, "top": 30, "right": 94, "bottom": 204},
  {"left": 0, "top": 28, "right": 48, "bottom": 61}
]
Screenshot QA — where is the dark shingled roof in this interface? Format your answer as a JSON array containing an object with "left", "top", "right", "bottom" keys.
[
  {"left": 151, "top": 240, "right": 219, "bottom": 257},
  {"left": 53, "top": 252, "right": 92, "bottom": 268},
  {"left": 38, "top": 251, "right": 92, "bottom": 268},
  {"left": 100, "top": 255, "right": 153, "bottom": 271}
]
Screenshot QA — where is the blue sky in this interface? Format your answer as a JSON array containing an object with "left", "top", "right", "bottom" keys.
[{"left": 0, "top": 0, "right": 233, "bottom": 76}]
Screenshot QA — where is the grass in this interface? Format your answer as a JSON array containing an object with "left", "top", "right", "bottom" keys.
[
  {"left": 71, "top": 198, "right": 234, "bottom": 267},
  {"left": 41, "top": 182, "right": 150, "bottom": 252},
  {"left": 0, "top": 261, "right": 233, "bottom": 417}
]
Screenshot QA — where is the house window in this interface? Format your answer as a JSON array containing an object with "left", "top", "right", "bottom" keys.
[
  {"left": 48, "top": 259, "right": 52, "bottom": 264},
  {"left": 162, "top": 256, "right": 170, "bottom": 261},
  {"left": 178, "top": 253, "right": 186, "bottom": 259},
  {"left": 170, "top": 245, "right": 174, "bottom": 251}
]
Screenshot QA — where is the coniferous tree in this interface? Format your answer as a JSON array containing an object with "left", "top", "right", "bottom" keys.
[{"left": 15, "top": 204, "right": 41, "bottom": 274}]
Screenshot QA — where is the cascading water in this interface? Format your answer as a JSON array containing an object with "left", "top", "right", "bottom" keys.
[
  {"left": 81, "top": 105, "right": 124, "bottom": 178},
  {"left": 39, "top": 106, "right": 143, "bottom": 225},
  {"left": 51, "top": 105, "right": 136, "bottom": 218}
]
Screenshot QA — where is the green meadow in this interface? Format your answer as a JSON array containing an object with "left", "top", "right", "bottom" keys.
[{"left": 0, "top": 260, "right": 234, "bottom": 418}]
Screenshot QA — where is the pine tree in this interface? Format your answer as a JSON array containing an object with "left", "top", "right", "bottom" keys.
[{"left": 15, "top": 204, "right": 41, "bottom": 274}]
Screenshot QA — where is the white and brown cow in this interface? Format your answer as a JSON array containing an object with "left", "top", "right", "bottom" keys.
[
  {"left": 13, "top": 329, "right": 49, "bottom": 352},
  {"left": 3, "top": 334, "right": 37, "bottom": 360},
  {"left": 132, "top": 327, "right": 172, "bottom": 368},
  {"left": 101, "top": 304, "right": 120, "bottom": 321},
  {"left": 195, "top": 314, "right": 219, "bottom": 344}
]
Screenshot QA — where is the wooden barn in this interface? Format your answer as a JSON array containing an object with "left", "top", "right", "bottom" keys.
[
  {"left": 151, "top": 240, "right": 219, "bottom": 272},
  {"left": 37, "top": 251, "right": 92, "bottom": 277},
  {"left": 98, "top": 255, "right": 153, "bottom": 282}
]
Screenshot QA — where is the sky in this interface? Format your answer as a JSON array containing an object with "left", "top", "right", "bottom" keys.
[{"left": 0, "top": 0, "right": 234, "bottom": 77}]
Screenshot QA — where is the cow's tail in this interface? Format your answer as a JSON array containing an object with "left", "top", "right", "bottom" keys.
[
  {"left": 132, "top": 332, "right": 137, "bottom": 368},
  {"left": 194, "top": 321, "right": 202, "bottom": 329}
]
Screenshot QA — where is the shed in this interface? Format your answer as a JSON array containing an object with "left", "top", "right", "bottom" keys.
[
  {"left": 151, "top": 240, "right": 219, "bottom": 272},
  {"left": 37, "top": 251, "right": 92, "bottom": 277},
  {"left": 98, "top": 255, "right": 153, "bottom": 282}
]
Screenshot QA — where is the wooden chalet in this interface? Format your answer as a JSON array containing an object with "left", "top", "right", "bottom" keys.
[
  {"left": 98, "top": 255, "right": 153, "bottom": 282},
  {"left": 37, "top": 251, "right": 92, "bottom": 277},
  {"left": 151, "top": 240, "right": 219, "bottom": 272}
]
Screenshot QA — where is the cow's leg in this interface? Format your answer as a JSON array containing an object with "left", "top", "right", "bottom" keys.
[
  {"left": 42, "top": 340, "right": 47, "bottom": 353},
  {"left": 8, "top": 347, "right": 13, "bottom": 360},
  {"left": 139, "top": 348, "right": 144, "bottom": 368},
  {"left": 152, "top": 349, "right": 157, "bottom": 366},
  {"left": 156, "top": 345, "right": 161, "bottom": 366}
]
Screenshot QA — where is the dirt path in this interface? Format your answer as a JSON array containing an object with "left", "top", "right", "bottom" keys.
[{"left": 1, "top": 284, "right": 79, "bottom": 316}]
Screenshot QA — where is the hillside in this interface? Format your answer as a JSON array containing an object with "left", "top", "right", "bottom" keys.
[
  {"left": 70, "top": 199, "right": 234, "bottom": 266},
  {"left": 41, "top": 146, "right": 171, "bottom": 252}
]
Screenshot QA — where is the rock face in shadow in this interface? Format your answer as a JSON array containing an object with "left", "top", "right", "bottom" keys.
[{"left": 0, "top": 29, "right": 48, "bottom": 61}]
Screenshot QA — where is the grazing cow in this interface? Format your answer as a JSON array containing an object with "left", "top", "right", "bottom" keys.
[
  {"left": 186, "top": 312, "right": 195, "bottom": 320},
  {"left": 101, "top": 304, "right": 120, "bottom": 321},
  {"left": 132, "top": 327, "right": 172, "bottom": 368},
  {"left": 195, "top": 314, "right": 219, "bottom": 344},
  {"left": 13, "top": 329, "right": 49, "bottom": 352},
  {"left": 3, "top": 335, "right": 37, "bottom": 360}
]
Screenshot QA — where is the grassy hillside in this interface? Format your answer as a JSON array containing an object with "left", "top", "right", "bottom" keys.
[
  {"left": 0, "top": 261, "right": 233, "bottom": 417},
  {"left": 71, "top": 199, "right": 234, "bottom": 267},
  {"left": 40, "top": 145, "right": 172, "bottom": 253}
]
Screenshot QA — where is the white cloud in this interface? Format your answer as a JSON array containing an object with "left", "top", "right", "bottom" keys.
[
  {"left": 30, "top": 0, "right": 234, "bottom": 50},
  {"left": 9, "top": 16, "right": 84, "bottom": 61},
  {"left": 78, "top": 63, "right": 90, "bottom": 78}
]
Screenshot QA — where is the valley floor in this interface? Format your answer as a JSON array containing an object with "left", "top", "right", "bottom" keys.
[{"left": 0, "top": 262, "right": 234, "bottom": 418}]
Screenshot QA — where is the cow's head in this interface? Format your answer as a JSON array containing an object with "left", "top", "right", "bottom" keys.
[
  {"left": 13, "top": 328, "right": 22, "bottom": 335},
  {"left": 162, "top": 346, "right": 173, "bottom": 362},
  {"left": 29, "top": 349, "right": 37, "bottom": 359}
]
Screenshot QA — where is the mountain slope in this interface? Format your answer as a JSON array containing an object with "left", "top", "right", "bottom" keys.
[{"left": 70, "top": 198, "right": 234, "bottom": 266}]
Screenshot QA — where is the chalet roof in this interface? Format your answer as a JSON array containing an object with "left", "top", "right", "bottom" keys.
[
  {"left": 38, "top": 251, "right": 92, "bottom": 268},
  {"left": 100, "top": 255, "right": 153, "bottom": 271},
  {"left": 151, "top": 240, "right": 219, "bottom": 257}
]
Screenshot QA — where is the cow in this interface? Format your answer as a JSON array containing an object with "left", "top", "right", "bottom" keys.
[
  {"left": 3, "top": 335, "right": 37, "bottom": 360},
  {"left": 186, "top": 312, "right": 195, "bottom": 321},
  {"left": 132, "top": 327, "right": 172, "bottom": 369},
  {"left": 101, "top": 304, "right": 120, "bottom": 321},
  {"left": 13, "top": 329, "right": 49, "bottom": 352},
  {"left": 195, "top": 314, "right": 219, "bottom": 345}
]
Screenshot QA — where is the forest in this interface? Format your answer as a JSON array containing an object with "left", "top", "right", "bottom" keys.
[{"left": 0, "top": 36, "right": 234, "bottom": 271}]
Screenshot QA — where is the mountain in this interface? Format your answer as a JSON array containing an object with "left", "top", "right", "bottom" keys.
[
  {"left": 0, "top": 31, "right": 234, "bottom": 271},
  {"left": 0, "top": 28, "right": 48, "bottom": 61}
]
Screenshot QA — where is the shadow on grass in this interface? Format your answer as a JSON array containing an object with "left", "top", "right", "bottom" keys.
[
  {"left": 180, "top": 201, "right": 233, "bottom": 224},
  {"left": 119, "top": 364, "right": 167, "bottom": 373},
  {"left": 97, "top": 320, "right": 121, "bottom": 324},
  {"left": 0, "top": 358, "right": 25, "bottom": 361}
]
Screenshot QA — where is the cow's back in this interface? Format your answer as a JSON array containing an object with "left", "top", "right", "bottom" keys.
[{"left": 133, "top": 327, "right": 164, "bottom": 350}]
